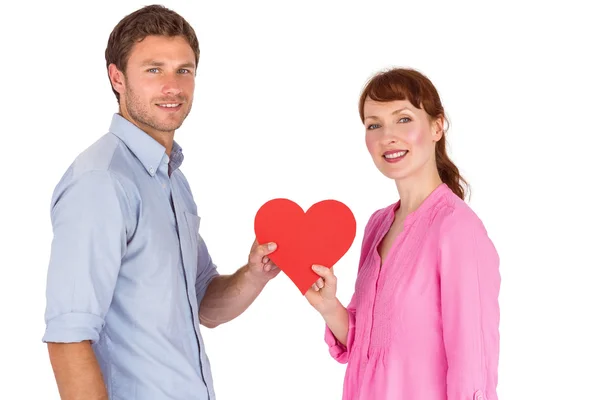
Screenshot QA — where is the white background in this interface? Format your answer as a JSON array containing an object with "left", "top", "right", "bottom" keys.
[{"left": 1, "top": 0, "right": 598, "bottom": 399}]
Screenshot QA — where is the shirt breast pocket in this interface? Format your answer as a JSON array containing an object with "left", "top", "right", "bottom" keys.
[{"left": 183, "top": 211, "right": 201, "bottom": 278}]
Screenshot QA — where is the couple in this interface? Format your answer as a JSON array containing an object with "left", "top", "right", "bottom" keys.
[{"left": 42, "top": 5, "right": 500, "bottom": 400}]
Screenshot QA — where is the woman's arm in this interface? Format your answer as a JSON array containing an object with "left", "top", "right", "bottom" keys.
[
  {"left": 439, "top": 211, "right": 501, "bottom": 400},
  {"left": 306, "top": 265, "right": 356, "bottom": 363}
]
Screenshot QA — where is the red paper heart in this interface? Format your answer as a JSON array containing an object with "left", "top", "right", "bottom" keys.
[{"left": 254, "top": 199, "right": 356, "bottom": 295}]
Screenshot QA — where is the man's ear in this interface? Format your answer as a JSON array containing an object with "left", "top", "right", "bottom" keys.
[{"left": 108, "top": 63, "right": 126, "bottom": 97}]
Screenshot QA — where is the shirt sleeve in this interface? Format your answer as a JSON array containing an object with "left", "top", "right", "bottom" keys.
[
  {"left": 324, "top": 293, "right": 357, "bottom": 363},
  {"left": 194, "top": 233, "right": 219, "bottom": 308},
  {"left": 439, "top": 210, "right": 501, "bottom": 400},
  {"left": 42, "top": 170, "right": 129, "bottom": 344}
]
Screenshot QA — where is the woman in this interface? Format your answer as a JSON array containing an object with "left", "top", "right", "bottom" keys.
[{"left": 305, "top": 68, "right": 500, "bottom": 400}]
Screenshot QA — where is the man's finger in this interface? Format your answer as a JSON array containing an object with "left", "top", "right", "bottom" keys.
[
  {"left": 251, "top": 242, "right": 277, "bottom": 262},
  {"left": 259, "top": 242, "right": 277, "bottom": 256},
  {"left": 264, "top": 262, "right": 279, "bottom": 272}
]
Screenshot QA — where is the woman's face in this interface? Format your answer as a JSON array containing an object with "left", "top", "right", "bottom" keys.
[{"left": 363, "top": 97, "right": 443, "bottom": 182}]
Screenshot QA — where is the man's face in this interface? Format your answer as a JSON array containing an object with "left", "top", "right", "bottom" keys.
[{"left": 116, "top": 35, "right": 196, "bottom": 135}]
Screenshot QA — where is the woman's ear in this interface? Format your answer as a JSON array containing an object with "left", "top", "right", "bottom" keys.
[{"left": 432, "top": 116, "right": 444, "bottom": 142}]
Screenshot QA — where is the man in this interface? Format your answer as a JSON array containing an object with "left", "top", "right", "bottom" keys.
[{"left": 42, "top": 5, "right": 279, "bottom": 400}]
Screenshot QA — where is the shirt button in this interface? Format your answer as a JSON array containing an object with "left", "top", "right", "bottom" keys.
[{"left": 149, "top": 166, "right": 155, "bottom": 174}]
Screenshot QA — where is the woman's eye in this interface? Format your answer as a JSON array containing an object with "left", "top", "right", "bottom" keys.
[
  {"left": 367, "top": 124, "right": 380, "bottom": 130},
  {"left": 398, "top": 117, "right": 411, "bottom": 123}
]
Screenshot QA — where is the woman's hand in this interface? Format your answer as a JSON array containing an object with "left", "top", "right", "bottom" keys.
[{"left": 305, "top": 264, "right": 338, "bottom": 316}]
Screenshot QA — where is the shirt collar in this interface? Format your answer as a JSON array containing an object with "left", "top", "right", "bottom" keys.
[
  {"left": 108, "top": 113, "right": 184, "bottom": 176},
  {"left": 169, "top": 141, "right": 184, "bottom": 173},
  {"left": 389, "top": 182, "right": 450, "bottom": 227}
]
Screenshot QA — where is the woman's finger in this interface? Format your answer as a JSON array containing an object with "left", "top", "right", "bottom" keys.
[{"left": 312, "top": 265, "right": 334, "bottom": 282}]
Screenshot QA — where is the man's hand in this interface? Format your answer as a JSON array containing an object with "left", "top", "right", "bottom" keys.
[
  {"left": 246, "top": 239, "right": 281, "bottom": 285},
  {"left": 199, "top": 239, "right": 281, "bottom": 328}
]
